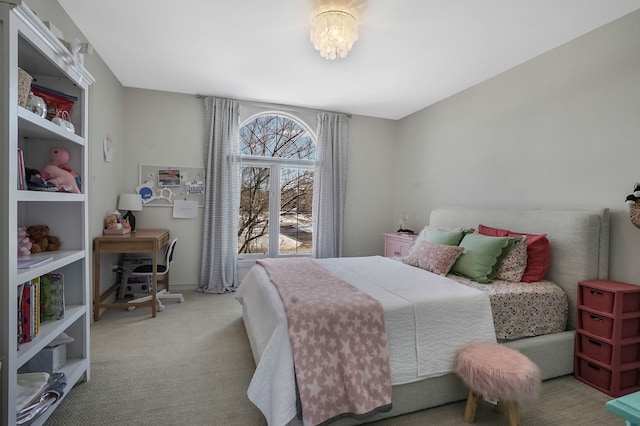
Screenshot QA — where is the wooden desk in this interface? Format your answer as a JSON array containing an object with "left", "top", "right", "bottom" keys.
[{"left": 93, "top": 229, "right": 170, "bottom": 320}]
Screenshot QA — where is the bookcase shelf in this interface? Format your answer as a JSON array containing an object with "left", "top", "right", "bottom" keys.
[
  {"left": 1, "top": 2, "right": 95, "bottom": 424},
  {"left": 16, "top": 305, "right": 85, "bottom": 368},
  {"left": 18, "top": 106, "right": 86, "bottom": 145}
]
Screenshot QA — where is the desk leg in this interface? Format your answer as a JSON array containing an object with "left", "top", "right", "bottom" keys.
[{"left": 93, "top": 246, "right": 101, "bottom": 322}]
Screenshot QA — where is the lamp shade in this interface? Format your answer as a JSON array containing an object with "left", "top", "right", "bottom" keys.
[
  {"left": 310, "top": 9, "right": 359, "bottom": 60},
  {"left": 118, "top": 193, "right": 143, "bottom": 212}
]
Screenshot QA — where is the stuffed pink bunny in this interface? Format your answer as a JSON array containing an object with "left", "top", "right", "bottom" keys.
[
  {"left": 17, "top": 227, "right": 32, "bottom": 257},
  {"left": 40, "top": 147, "right": 80, "bottom": 193}
]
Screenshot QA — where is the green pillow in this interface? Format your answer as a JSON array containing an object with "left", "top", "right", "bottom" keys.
[
  {"left": 451, "top": 233, "right": 519, "bottom": 283},
  {"left": 425, "top": 229, "right": 466, "bottom": 246}
]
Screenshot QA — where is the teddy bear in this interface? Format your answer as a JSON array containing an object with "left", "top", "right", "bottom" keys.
[
  {"left": 27, "top": 224, "right": 61, "bottom": 253},
  {"left": 46, "top": 235, "right": 61, "bottom": 251},
  {"left": 105, "top": 214, "right": 118, "bottom": 230},
  {"left": 625, "top": 182, "right": 640, "bottom": 205},
  {"left": 17, "top": 227, "right": 32, "bottom": 257},
  {"left": 40, "top": 147, "right": 80, "bottom": 193}
]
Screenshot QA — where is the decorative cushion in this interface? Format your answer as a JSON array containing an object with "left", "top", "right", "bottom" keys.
[
  {"left": 478, "top": 224, "right": 551, "bottom": 282},
  {"left": 404, "top": 241, "right": 465, "bottom": 275},
  {"left": 415, "top": 225, "right": 474, "bottom": 246},
  {"left": 425, "top": 229, "right": 467, "bottom": 246},
  {"left": 450, "top": 233, "right": 518, "bottom": 283},
  {"left": 494, "top": 236, "right": 528, "bottom": 282}
]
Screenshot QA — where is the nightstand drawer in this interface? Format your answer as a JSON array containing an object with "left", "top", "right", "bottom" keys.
[
  {"left": 578, "top": 333, "right": 640, "bottom": 366},
  {"left": 384, "top": 233, "right": 416, "bottom": 257},
  {"left": 579, "top": 311, "right": 640, "bottom": 340},
  {"left": 576, "top": 357, "right": 640, "bottom": 397},
  {"left": 581, "top": 286, "right": 615, "bottom": 313},
  {"left": 580, "top": 280, "right": 640, "bottom": 314},
  {"left": 578, "top": 334, "right": 614, "bottom": 365}
]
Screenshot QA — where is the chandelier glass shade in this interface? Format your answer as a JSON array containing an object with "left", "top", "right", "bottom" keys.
[{"left": 310, "top": 10, "right": 359, "bottom": 60}]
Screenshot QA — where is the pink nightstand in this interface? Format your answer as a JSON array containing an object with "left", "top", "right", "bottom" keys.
[{"left": 384, "top": 233, "right": 417, "bottom": 257}]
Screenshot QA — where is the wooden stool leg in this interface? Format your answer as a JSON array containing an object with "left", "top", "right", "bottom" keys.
[
  {"left": 506, "top": 401, "right": 520, "bottom": 426},
  {"left": 463, "top": 390, "right": 479, "bottom": 423}
]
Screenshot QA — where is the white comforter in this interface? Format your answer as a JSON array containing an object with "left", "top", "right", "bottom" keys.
[{"left": 236, "top": 256, "right": 496, "bottom": 426}]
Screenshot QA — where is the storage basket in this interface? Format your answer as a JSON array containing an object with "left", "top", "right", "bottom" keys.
[
  {"left": 17, "top": 67, "right": 33, "bottom": 107},
  {"left": 630, "top": 203, "right": 640, "bottom": 230}
]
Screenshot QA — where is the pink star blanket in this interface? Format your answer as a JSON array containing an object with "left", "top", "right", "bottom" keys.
[{"left": 257, "top": 258, "right": 392, "bottom": 425}]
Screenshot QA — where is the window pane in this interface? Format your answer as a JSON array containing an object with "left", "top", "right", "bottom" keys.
[
  {"left": 279, "top": 168, "right": 314, "bottom": 255},
  {"left": 240, "top": 115, "right": 315, "bottom": 160},
  {"left": 238, "top": 166, "right": 270, "bottom": 254}
]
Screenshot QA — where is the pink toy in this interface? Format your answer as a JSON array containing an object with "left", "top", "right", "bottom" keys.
[
  {"left": 18, "top": 227, "right": 32, "bottom": 257},
  {"left": 40, "top": 147, "right": 80, "bottom": 193}
]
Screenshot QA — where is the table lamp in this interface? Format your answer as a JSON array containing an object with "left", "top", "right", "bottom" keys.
[{"left": 118, "top": 193, "right": 143, "bottom": 232}]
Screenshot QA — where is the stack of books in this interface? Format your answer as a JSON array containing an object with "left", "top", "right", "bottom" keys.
[{"left": 17, "top": 273, "right": 65, "bottom": 348}]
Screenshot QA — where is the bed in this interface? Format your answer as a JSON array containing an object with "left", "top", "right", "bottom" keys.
[{"left": 236, "top": 207, "right": 610, "bottom": 425}]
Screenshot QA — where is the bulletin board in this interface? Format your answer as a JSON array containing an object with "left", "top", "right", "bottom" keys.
[{"left": 138, "top": 164, "right": 206, "bottom": 207}]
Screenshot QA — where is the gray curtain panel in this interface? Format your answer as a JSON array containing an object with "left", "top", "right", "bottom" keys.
[
  {"left": 312, "top": 112, "right": 349, "bottom": 258},
  {"left": 198, "top": 97, "right": 240, "bottom": 293}
]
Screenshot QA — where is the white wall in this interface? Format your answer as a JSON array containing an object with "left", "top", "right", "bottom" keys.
[
  {"left": 122, "top": 89, "right": 205, "bottom": 286},
  {"left": 395, "top": 10, "right": 640, "bottom": 284},
  {"left": 344, "top": 115, "right": 399, "bottom": 257}
]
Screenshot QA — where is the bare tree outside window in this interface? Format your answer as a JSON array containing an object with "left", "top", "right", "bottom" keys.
[{"left": 238, "top": 115, "right": 315, "bottom": 255}]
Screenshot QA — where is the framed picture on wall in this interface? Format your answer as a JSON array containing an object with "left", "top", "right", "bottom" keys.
[{"left": 158, "top": 169, "right": 181, "bottom": 187}]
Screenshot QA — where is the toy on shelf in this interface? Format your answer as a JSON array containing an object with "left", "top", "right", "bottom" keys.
[
  {"left": 27, "top": 225, "right": 61, "bottom": 253},
  {"left": 25, "top": 168, "right": 59, "bottom": 191},
  {"left": 40, "top": 147, "right": 80, "bottom": 193},
  {"left": 17, "top": 227, "right": 32, "bottom": 257},
  {"left": 625, "top": 182, "right": 640, "bottom": 205},
  {"left": 103, "top": 213, "right": 130, "bottom": 235},
  {"left": 626, "top": 182, "right": 640, "bottom": 230}
]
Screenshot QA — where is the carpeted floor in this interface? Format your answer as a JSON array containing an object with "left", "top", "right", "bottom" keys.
[{"left": 45, "top": 292, "right": 622, "bottom": 426}]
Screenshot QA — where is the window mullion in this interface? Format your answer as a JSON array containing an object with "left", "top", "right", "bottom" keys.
[{"left": 269, "top": 165, "right": 281, "bottom": 256}]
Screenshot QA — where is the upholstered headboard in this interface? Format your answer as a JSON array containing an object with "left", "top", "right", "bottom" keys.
[{"left": 429, "top": 207, "right": 610, "bottom": 330}]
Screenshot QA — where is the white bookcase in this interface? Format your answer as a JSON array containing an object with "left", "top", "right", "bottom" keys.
[{"left": 0, "top": 1, "right": 94, "bottom": 424}]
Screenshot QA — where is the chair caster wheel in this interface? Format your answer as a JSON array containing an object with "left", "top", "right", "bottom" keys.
[{"left": 128, "top": 306, "right": 135, "bottom": 311}]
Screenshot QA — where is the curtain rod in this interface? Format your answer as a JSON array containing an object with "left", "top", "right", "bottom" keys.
[{"left": 195, "top": 94, "right": 352, "bottom": 118}]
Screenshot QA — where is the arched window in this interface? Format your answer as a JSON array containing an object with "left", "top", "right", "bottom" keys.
[{"left": 238, "top": 113, "right": 315, "bottom": 256}]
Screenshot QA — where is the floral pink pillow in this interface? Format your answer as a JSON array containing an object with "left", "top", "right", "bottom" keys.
[
  {"left": 495, "top": 236, "right": 528, "bottom": 282},
  {"left": 404, "top": 241, "right": 465, "bottom": 275}
]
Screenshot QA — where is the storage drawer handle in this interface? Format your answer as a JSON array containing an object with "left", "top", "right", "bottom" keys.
[
  {"left": 588, "top": 338, "right": 602, "bottom": 347},
  {"left": 589, "top": 314, "right": 603, "bottom": 322},
  {"left": 587, "top": 363, "right": 601, "bottom": 371},
  {"left": 590, "top": 289, "right": 604, "bottom": 296}
]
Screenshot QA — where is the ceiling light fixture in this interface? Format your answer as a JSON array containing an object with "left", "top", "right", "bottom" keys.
[{"left": 310, "top": 9, "right": 359, "bottom": 60}]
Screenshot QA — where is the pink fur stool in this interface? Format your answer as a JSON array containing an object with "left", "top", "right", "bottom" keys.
[{"left": 454, "top": 342, "right": 541, "bottom": 426}]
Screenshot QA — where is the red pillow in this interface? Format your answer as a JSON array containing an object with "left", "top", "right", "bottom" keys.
[{"left": 478, "top": 224, "right": 551, "bottom": 282}]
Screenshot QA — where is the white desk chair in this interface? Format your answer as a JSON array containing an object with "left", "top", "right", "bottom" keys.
[{"left": 117, "top": 238, "right": 184, "bottom": 312}]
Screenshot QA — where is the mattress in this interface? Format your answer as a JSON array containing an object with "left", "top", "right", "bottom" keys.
[
  {"left": 447, "top": 274, "right": 569, "bottom": 341},
  {"left": 237, "top": 256, "right": 497, "bottom": 425}
]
